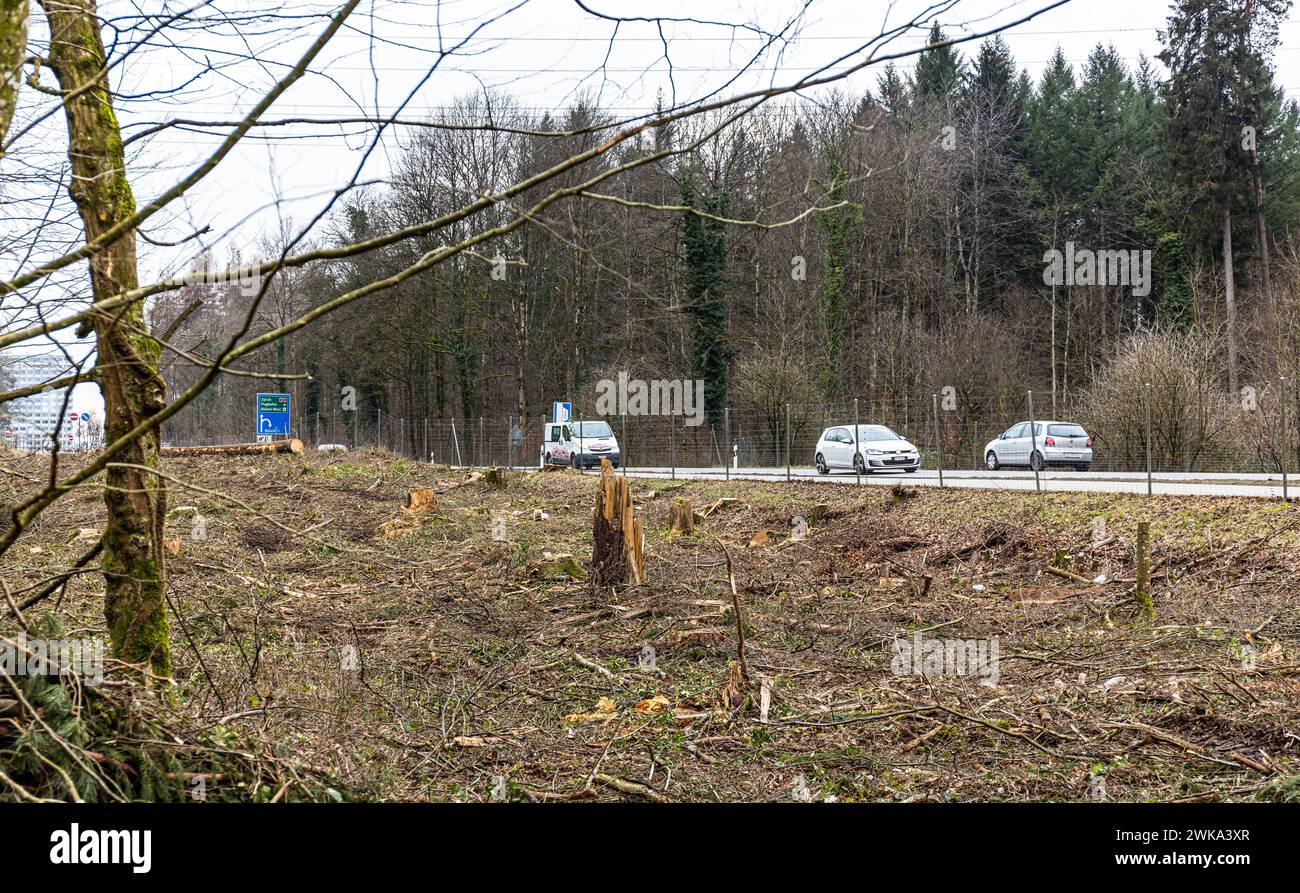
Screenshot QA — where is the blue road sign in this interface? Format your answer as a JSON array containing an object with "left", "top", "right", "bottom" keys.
[
  {"left": 256, "top": 393, "right": 291, "bottom": 437},
  {"left": 552, "top": 401, "right": 571, "bottom": 423}
]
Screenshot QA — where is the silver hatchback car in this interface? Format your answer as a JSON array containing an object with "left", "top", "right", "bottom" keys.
[{"left": 983, "top": 420, "right": 1092, "bottom": 471}]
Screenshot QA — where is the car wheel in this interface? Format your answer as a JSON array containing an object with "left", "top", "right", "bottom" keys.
[
  {"left": 985, "top": 451, "right": 999, "bottom": 471},
  {"left": 815, "top": 453, "right": 828, "bottom": 475},
  {"left": 1029, "top": 451, "right": 1044, "bottom": 472},
  {"left": 853, "top": 454, "right": 868, "bottom": 474},
  {"left": 570, "top": 454, "right": 579, "bottom": 470}
]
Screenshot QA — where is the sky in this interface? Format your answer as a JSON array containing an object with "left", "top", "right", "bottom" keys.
[{"left": 6, "top": 0, "right": 1300, "bottom": 420}]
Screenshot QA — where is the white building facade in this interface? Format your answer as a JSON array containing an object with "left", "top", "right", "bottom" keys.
[{"left": 1, "top": 354, "right": 89, "bottom": 451}]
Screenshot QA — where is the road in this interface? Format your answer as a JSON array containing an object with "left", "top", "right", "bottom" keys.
[{"left": 603, "top": 466, "right": 1296, "bottom": 499}]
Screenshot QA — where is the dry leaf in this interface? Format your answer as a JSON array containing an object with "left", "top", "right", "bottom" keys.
[{"left": 635, "top": 695, "right": 670, "bottom": 714}]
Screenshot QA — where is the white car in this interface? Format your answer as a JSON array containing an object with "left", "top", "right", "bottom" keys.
[
  {"left": 983, "top": 420, "right": 1092, "bottom": 471},
  {"left": 814, "top": 424, "right": 920, "bottom": 474},
  {"left": 540, "top": 420, "right": 621, "bottom": 469}
]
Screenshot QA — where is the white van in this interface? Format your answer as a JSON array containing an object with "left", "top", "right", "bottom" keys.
[{"left": 540, "top": 420, "right": 621, "bottom": 469}]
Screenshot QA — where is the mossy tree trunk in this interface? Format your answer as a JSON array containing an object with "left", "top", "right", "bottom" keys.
[
  {"left": 0, "top": 0, "right": 28, "bottom": 148},
  {"left": 41, "top": 0, "right": 171, "bottom": 679}
]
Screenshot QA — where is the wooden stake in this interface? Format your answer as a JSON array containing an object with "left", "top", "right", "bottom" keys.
[{"left": 1135, "top": 521, "right": 1154, "bottom": 620}]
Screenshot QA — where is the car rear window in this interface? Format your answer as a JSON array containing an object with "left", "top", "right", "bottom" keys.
[{"left": 1048, "top": 424, "right": 1087, "bottom": 437}]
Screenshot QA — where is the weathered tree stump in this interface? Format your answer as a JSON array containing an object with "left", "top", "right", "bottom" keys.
[
  {"left": 591, "top": 458, "right": 645, "bottom": 590},
  {"left": 668, "top": 497, "right": 694, "bottom": 535},
  {"left": 483, "top": 467, "right": 509, "bottom": 488}
]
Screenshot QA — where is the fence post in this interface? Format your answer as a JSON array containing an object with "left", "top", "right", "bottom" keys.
[
  {"left": 853, "top": 398, "right": 861, "bottom": 486},
  {"left": 507, "top": 415, "right": 513, "bottom": 470},
  {"left": 621, "top": 411, "right": 627, "bottom": 478},
  {"left": 933, "top": 393, "right": 944, "bottom": 488},
  {"left": 1281, "top": 376, "right": 1290, "bottom": 502},
  {"left": 1027, "top": 390, "right": 1039, "bottom": 494},
  {"left": 785, "top": 402, "right": 791, "bottom": 483},
  {"left": 670, "top": 411, "right": 676, "bottom": 481},
  {"left": 377, "top": 407, "right": 383, "bottom": 453},
  {"left": 576, "top": 403, "right": 584, "bottom": 474},
  {"left": 1144, "top": 381, "right": 1153, "bottom": 496},
  {"left": 724, "top": 408, "right": 731, "bottom": 482}
]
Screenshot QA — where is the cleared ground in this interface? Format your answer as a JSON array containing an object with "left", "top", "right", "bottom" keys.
[{"left": 3, "top": 450, "right": 1299, "bottom": 802}]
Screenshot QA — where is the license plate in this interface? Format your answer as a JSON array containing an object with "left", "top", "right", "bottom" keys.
[{"left": 1065, "top": 452, "right": 1081, "bottom": 459}]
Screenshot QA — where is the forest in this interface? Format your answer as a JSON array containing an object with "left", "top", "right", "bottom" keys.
[{"left": 153, "top": 3, "right": 1300, "bottom": 471}]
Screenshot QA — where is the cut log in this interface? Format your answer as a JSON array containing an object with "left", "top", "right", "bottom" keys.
[
  {"left": 483, "top": 467, "right": 509, "bottom": 488},
  {"left": 668, "top": 497, "right": 694, "bottom": 535},
  {"left": 161, "top": 439, "right": 303, "bottom": 457},
  {"left": 591, "top": 458, "right": 645, "bottom": 590}
]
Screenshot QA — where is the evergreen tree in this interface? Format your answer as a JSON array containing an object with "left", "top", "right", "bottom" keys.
[
  {"left": 680, "top": 172, "right": 731, "bottom": 421},
  {"left": 1158, "top": 0, "right": 1291, "bottom": 390},
  {"left": 915, "top": 22, "right": 962, "bottom": 104},
  {"left": 817, "top": 148, "right": 862, "bottom": 400}
]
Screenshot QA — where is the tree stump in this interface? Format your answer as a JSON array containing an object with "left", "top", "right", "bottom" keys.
[
  {"left": 591, "top": 458, "right": 645, "bottom": 590},
  {"left": 483, "top": 467, "right": 508, "bottom": 488},
  {"left": 668, "top": 497, "right": 694, "bottom": 535}
]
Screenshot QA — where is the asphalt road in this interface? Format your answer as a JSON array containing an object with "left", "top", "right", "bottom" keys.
[{"left": 605, "top": 465, "right": 1297, "bottom": 499}]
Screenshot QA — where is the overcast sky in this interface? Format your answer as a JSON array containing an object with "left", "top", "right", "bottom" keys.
[{"left": 7, "top": 0, "right": 1300, "bottom": 418}]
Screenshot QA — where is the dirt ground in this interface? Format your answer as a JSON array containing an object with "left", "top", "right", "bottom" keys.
[{"left": 3, "top": 450, "right": 1299, "bottom": 802}]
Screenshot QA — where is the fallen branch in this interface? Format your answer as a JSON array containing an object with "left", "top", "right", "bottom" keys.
[{"left": 592, "top": 773, "right": 673, "bottom": 803}]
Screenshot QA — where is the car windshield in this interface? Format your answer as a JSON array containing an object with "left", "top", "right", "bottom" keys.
[
  {"left": 574, "top": 421, "right": 613, "bottom": 438},
  {"left": 855, "top": 425, "right": 900, "bottom": 441},
  {"left": 1048, "top": 424, "right": 1087, "bottom": 437}
]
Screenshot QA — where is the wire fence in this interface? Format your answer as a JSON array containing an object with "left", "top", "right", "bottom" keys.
[{"left": 162, "top": 381, "right": 1299, "bottom": 490}]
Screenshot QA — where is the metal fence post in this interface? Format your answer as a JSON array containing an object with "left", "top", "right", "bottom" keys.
[
  {"left": 621, "top": 411, "right": 627, "bottom": 478},
  {"left": 724, "top": 408, "right": 731, "bottom": 482},
  {"left": 507, "top": 415, "right": 513, "bottom": 470},
  {"left": 933, "top": 393, "right": 944, "bottom": 488},
  {"left": 785, "top": 402, "right": 791, "bottom": 483},
  {"left": 1027, "top": 390, "right": 1039, "bottom": 494},
  {"left": 1144, "top": 381, "right": 1153, "bottom": 496},
  {"left": 853, "top": 398, "right": 861, "bottom": 486},
  {"left": 1281, "top": 376, "right": 1290, "bottom": 502},
  {"left": 576, "top": 403, "right": 584, "bottom": 474},
  {"left": 377, "top": 407, "right": 383, "bottom": 452},
  {"left": 670, "top": 412, "right": 677, "bottom": 480}
]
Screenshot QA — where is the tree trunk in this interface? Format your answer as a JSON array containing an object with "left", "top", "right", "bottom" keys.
[
  {"left": 0, "top": 0, "right": 27, "bottom": 147},
  {"left": 161, "top": 438, "right": 303, "bottom": 457},
  {"left": 1223, "top": 207, "right": 1238, "bottom": 396},
  {"left": 42, "top": 0, "right": 171, "bottom": 679},
  {"left": 1250, "top": 146, "right": 1271, "bottom": 311}
]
